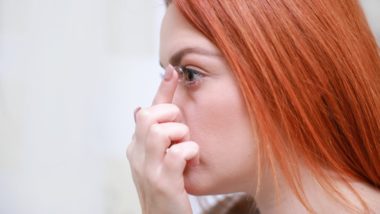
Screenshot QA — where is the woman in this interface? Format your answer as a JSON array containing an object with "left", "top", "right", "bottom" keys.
[{"left": 127, "top": 0, "right": 380, "bottom": 213}]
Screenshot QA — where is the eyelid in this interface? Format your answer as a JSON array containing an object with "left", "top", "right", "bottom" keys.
[
  {"left": 174, "top": 65, "right": 205, "bottom": 87},
  {"left": 174, "top": 65, "right": 206, "bottom": 76}
]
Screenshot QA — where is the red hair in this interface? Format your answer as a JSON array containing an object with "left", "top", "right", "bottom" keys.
[{"left": 166, "top": 0, "right": 380, "bottom": 212}]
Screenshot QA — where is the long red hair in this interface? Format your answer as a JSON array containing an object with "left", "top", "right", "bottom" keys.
[{"left": 166, "top": 0, "right": 380, "bottom": 212}]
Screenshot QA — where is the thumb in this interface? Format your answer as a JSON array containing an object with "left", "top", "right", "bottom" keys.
[{"left": 162, "top": 141, "right": 200, "bottom": 178}]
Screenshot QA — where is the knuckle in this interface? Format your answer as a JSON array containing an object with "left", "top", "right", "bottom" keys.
[
  {"left": 159, "top": 103, "right": 181, "bottom": 118},
  {"left": 147, "top": 124, "right": 163, "bottom": 140},
  {"left": 169, "top": 104, "right": 181, "bottom": 115},
  {"left": 189, "top": 141, "right": 199, "bottom": 150},
  {"left": 180, "top": 123, "right": 190, "bottom": 133},
  {"left": 135, "top": 108, "right": 150, "bottom": 122},
  {"left": 149, "top": 123, "right": 161, "bottom": 133},
  {"left": 165, "top": 150, "right": 186, "bottom": 169}
]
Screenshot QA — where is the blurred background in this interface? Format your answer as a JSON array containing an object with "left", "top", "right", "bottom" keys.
[{"left": 0, "top": 0, "right": 378, "bottom": 213}]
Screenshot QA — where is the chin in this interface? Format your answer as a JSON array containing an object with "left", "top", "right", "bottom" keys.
[
  {"left": 183, "top": 165, "right": 212, "bottom": 195},
  {"left": 183, "top": 165, "right": 232, "bottom": 195}
]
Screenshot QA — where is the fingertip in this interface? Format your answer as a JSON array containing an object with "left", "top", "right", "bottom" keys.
[
  {"left": 186, "top": 141, "right": 200, "bottom": 167},
  {"left": 152, "top": 64, "right": 179, "bottom": 105},
  {"left": 163, "top": 64, "right": 174, "bottom": 81},
  {"left": 187, "top": 141, "right": 200, "bottom": 153},
  {"left": 167, "top": 64, "right": 179, "bottom": 81}
]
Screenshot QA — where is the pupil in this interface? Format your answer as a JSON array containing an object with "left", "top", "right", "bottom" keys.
[{"left": 185, "top": 68, "right": 194, "bottom": 81}]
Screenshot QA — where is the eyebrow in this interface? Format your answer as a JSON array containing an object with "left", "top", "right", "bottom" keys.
[{"left": 159, "top": 47, "right": 221, "bottom": 68}]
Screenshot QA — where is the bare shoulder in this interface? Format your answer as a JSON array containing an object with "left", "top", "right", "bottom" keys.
[{"left": 351, "top": 182, "right": 380, "bottom": 213}]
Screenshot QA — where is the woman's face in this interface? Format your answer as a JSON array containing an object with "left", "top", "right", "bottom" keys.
[{"left": 159, "top": 5, "right": 257, "bottom": 195}]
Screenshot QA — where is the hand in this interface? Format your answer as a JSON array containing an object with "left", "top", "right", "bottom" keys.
[{"left": 127, "top": 65, "right": 200, "bottom": 214}]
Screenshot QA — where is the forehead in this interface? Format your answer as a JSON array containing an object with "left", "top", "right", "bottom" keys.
[{"left": 159, "top": 5, "right": 219, "bottom": 66}]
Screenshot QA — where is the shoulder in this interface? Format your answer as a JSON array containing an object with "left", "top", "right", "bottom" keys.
[{"left": 352, "top": 182, "right": 380, "bottom": 213}]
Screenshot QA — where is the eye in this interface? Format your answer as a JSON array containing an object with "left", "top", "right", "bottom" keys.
[{"left": 175, "top": 65, "right": 205, "bottom": 87}]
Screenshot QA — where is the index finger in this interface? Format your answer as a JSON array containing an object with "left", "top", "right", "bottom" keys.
[{"left": 152, "top": 64, "right": 179, "bottom": 105}]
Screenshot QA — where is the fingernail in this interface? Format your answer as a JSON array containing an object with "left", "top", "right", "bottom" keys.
[
  {"left": 164, "top": 64, "right": 174, "bottom": 81},
  {"left": 134, "top": 106, "right": 141, "bottom": 122}
]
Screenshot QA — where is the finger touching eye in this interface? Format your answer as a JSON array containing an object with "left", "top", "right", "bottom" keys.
[{"left": 174, "top": 65, "right": 205, "bottom": 88}]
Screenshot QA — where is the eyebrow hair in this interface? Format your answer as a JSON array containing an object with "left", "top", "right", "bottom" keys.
[{"left": 159, "top": 47, "right": 221, "bottom": 68}]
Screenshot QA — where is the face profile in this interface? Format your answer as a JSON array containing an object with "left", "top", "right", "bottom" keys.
[
  {"left": 159, "top": 4, "right": 258, "bottom": 195},
  {"left": 128, "top": 0, "right": 380, "bottom": 213}
]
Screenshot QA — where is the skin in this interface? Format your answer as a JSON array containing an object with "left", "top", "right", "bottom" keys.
[{"left": 127, "top": 4, "right": 380, "bottom": 214}]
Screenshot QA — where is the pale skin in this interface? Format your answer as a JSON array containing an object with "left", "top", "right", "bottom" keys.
[{"left": 127, "top": 4, "right": 380, "bottom": 214}]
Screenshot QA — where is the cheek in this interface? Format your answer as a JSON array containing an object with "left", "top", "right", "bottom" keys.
[
  {"left": 179, "top": 77, "right": 258, "bottom": 194},
  {"left": 182, "top": 86, "right": 257, "bottom": 194},
  {"left": 183, "top": 84, "right": 254, "bottom": 160}
]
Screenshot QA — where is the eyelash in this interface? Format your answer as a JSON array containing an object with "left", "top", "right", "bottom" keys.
[{"left": 174, "top": 65, "right": 205, "bottom": 88}]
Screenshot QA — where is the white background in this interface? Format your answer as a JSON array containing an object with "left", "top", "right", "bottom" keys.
[{"left": 0, "top": 0, "right": 378, "bottom": 213}]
